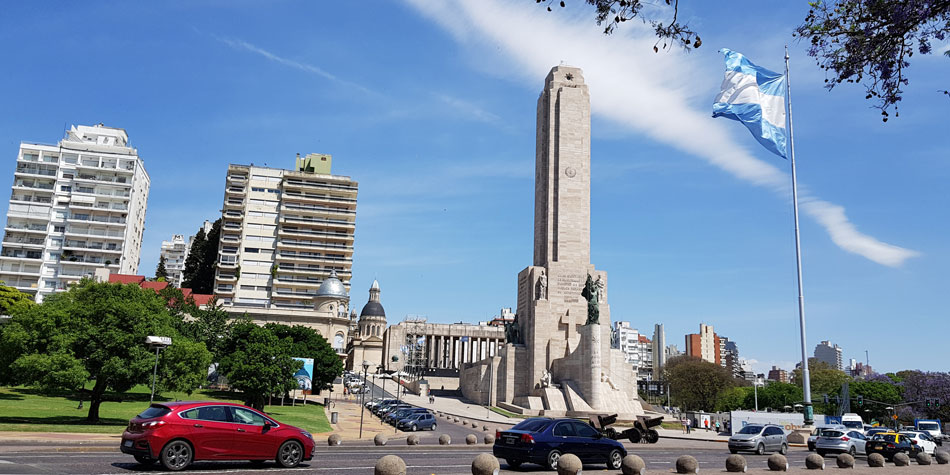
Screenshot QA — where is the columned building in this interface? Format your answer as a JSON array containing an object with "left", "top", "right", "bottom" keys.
[
  {"left": 381, "top": 317, "right": 505, "bottom": 376},
  {"left": 0, "top": 124, "right": 149, "bottom": 301}
]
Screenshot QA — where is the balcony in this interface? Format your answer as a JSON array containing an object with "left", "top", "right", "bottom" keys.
[
  {"left": 280, "top": 203, "right": 355, "bottom": 217},
  {"left": 2, "top": 236, "right": 46, "bottom": 247},
  {"left": 0, "top": 251, "right": 43, "bottom": 260},
  {"left": 282, "top": 179, "right": 357, "bottom": 193},
  {"left": 5, "top": 224, "right": 47, "bottom": 234},
  {"left": 15, "top": 166, "right": 57, "bottom": 177},
  {"left": 67, "top": 215, "right": 126, "bottom": 226},
  {"left": 75, "top": 174, "right": 132, "bottom": 186},
  {"left": 65, "top": 228, "right": 125, "bottom": 240},
  {"left": 10, "top": 195, "right": 53, "bottom": 204},
  {"left": 279, "top": 215, "right": 354, "bottom": 229},
  {"left": 13, "top": 181, "right": 55, "bottom": 191},
  {"left": 63, "top": 242, "right": 122, "bottom": 254}
]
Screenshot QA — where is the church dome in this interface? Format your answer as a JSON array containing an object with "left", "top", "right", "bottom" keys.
[
  {"left": 315, "top": 270, "right": 348, "bottom": 299},
  {"left": 360, "top": 301, "right": 386, "bottom": 318}
]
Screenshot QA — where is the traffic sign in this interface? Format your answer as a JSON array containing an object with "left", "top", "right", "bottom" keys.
[{"left": 892, "top": 415, "right": 899, "bottom": 420}]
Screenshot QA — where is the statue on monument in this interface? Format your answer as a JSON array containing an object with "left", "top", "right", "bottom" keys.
[
  {"left": 581, "top": 273, "right": 603, "bottom": 325},
  {"left": 540, "top": 370, "right": 552, "bottom": 388},
  {"left": 536, "top": 270, "right": 547, "bottom": 300},
  {"left": 505, "top": 314, "right": 524, "bottom": 345}
]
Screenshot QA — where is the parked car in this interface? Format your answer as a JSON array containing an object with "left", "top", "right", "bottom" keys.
[
  {"left": 841, "top": 413, "right": 866, "bottom": 433},
  {"left": 120, "top": 402, "right": 315, "bottom": 471},
  {"left": 865, "top": 432, "right": 923, "bottom": 461},
  {"left": 900, "top": 431, "right": 938, "bottom": 455},
  {"left": 378, "top": 403, "right": 411, "bottom": 418},
  {"left": 396, "top": 412, "right": 437, "bottom": 431},
  {"left": 493, "top": 417, "right": 626, "bottom": 470},
  {"left": 728, "top": 424, "right": 789, "bottom": 455},
  {"left": 865, "top": 427, "right": 892, "bottom": 439},
  {"left": 816, "top": 429, "right": 867, "bottom": 457},
  {"left": 808, "top": 425, "right": 846, "bottom": 451},
  {"left": 385, "top": 407, "right": 427, "bottom": 425},
  {"left": 369, "top": 398, "right": 396, "bottom": 409}
]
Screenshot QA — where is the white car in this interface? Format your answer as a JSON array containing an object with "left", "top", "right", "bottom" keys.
[{"left": 900, "top": 431, "right": 937, "bottom": 455}]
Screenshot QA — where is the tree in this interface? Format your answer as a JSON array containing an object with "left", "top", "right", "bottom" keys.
[
  {"left": 157, "top": 338, "right": 212, "bottom": 395},
  {"left": 0, "top": 280, "right": 210, "bottom": 422},
  {"left": 265, "top": 323, "right": 343, "bottom": 392},
  {"left": 177, "top": 298, "right": 235, "bottom": 363},
  {"left": 757, "top": 382, "right": 805, "bottom": 411},
  {"left": 155, "top": 255, "right": 168, "bottom": 281},
  {"left": 792, "top": 358, "right": 852, "bottom": 402},
  {"left": 181, "top": 226, "right": 206, "bottom": 290},
  {"left": 0, "top": 282, "right": 35, "bottom": 315},
  {"left": 795, "top": 0, "right": 950, "bottom": 120},
  {"left": 849, "top": 379, "right": 903, "bottom": 424},
  {"left": 898, "top": 370, "right": 950, "bottom": 422},
  {"left": 540, "top": 0, "right": 701, "bottom": 50},
  {"left": 181, "top": 219, "right": 220, "bottom": 294},
  {"left": 218, "top": 322, "right": 302, "bottom": 410},
  {"left": 663, "top": 355, "right": 734, "bottom": 411},
  {"left": 716, "top": 386, "right": 755, "bottom": 412}
]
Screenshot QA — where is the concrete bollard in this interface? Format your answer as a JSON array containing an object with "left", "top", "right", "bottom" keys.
[
  {"left": 557, "top": 453, "right": 583, "bottom": 475},
  {"left": 767, "top": 454, "right": 789, "bottom": 471},
  {"left": 621, "top": 454, "right": 646, "bottom": 475},
  {"left": 483, "top": 425, "right": 489, "bottom": 431},
  {"left": 471, "top": 422, "right": 478, "bottom": 428},
  {"left": 471, "top": 453, "right": 500, "bottom": 475},
  {"left": 867, "top": 453, "right": 885, "bottom": 467},
  {"left": 327, "top": 433, "right": 342, "bottom": 446},
  {"left": 483, "top": 434, "right": 495, "bottom": 445},
  {"left": 893, "top": 453, "right": 910, "bottom": 466},
  {"left": 407, "top": 434, "right": 420, "bottom": 445},
  {"left": 676, "top": 455, "right": 699, "bottom": 474},
  {"left": 934, "top": 450, "right": 949, "bottom": 464},
  {"left": 725, "top": 454, "right": 747, "bottom": 472},
  {"left": 805, "top": 453, "right": 825, "bottom": 470},
  {"left": 916, "top": 452, "right": 932, "bottom": 465},
  {"left": 373, "top": 433, "right": 388, "bottom": 446},
  {"left": 375, "top": 455, "right": 406, "bottom": 475},
  {"left": 439, "top": 434, "right": 451, "bottom": 445},
  {"left": 461, "top": 419, "right": 467, "bottom": 425},
  {"left": 836, "top": 453, "right": 854, "bottom": 468},
  {"left": 454, "top": 417, "right": 460, "bottom": 423},
  {"left": 465, "top": 434, "right": 478, "bottom": 445}
]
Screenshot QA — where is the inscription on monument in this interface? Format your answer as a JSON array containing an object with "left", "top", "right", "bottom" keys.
[{"left": 556, "top": 273, "right": 584, "bottom": 303}]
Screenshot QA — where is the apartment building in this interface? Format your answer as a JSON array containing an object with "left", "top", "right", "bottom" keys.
[
  {"left": 159, "top": 234, "right": 187, "bottom": 286},
  {"left": 814, "top": 340, "right": 843, "bottom": 371},
  {"left": 212, "top": 153, "right": 357, "bottom": 340},
  {"left": 614, "top": 322, "right": 655, "bottom": 381},
  {"left": 0, "top": 124, "right": 149, "bottom": 301},
  {"left": 685, "top": 323, "right": 721, "bottom": 365}
]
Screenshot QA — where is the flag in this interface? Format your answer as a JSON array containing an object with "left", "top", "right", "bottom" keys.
[{"left": 712, "top": 49, "right": 788, "bottom": 158}]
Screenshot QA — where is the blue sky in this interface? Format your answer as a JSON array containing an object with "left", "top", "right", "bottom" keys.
[{"left": 0, "top": 1, "right": 946, "bottom": 375}]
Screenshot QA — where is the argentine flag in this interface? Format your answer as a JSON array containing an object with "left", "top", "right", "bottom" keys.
[{"left": 712, "top": 49, "right": 788, "bottom": 158}]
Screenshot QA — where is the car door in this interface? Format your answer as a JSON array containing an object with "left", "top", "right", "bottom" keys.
[
  {"left": 229, "top": 406, "right": 276, "bottom": 460},
  {"left": 849, "top": 431, "right": 866, "bottom": 454},
  {"left": 572, "top": 421, "right": 605, "bottom": 462},
  {"left": 179, "top": 405, "right": 235, "bottom": 459},
  {"left": 551, "top": 421, "right": 576, "bottom": 454}
]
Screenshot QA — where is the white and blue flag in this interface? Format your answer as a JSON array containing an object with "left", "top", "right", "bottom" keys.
[{"left": 712, "top": 49, "right": 788, "bottom": 158}]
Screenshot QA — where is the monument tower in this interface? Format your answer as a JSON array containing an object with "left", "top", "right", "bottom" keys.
[{"left": 460, "top": 65, "right": 643, "bottom": 418}]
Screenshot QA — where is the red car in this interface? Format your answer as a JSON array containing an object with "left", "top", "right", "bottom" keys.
[{"left": 120, "top": 401, "right": 315, "bottom": 471}]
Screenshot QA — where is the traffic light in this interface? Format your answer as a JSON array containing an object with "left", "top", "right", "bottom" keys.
[
  {"left": 857, "top": 395, "right": 864, "bottom": 406},
  {"left": 927, "top": 398, "right": 933, "bottom": 408},
  {"left": 937, "top": 399, "right": 942, "bottom": 409}
]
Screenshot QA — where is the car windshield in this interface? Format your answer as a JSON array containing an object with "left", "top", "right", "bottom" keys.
[
  {"left": 823, "top": 430, "right": 844, "bottom": 438},
  {"left": 872, "top": 434, "right": 899, "bottom": 442},
  {"left": 137, "top": 405, "right": 171, "bottom": 419},
  {"left": 511, "top": 418, "right": 553, "bottom": 432},
  {"left": 918, "top": 423, "right": 939, "bottom": 431},
  {"left": 843, "top": 421, "right": 863, "bottom": 429},
  {"left": 737, "top": 425, "right": 764, "bottom": 435}
]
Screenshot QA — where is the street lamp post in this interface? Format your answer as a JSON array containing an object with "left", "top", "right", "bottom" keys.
[
  {"left": 753, "top": 378, "right": 764, "bottom": 412},
  {"left": 145, "top": 336, "right": 172, "bottom": 404},
  {"left": 359, "top": 360, "right": 369, "bottom": 439}
]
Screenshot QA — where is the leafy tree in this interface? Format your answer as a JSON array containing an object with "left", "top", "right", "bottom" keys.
[
  {"left": 539, "top": 0, "right": 701, "bottom": 50},
  {"left": 179, "top": 299, "right": 235, "bottom": 363},
  {"left": 0, "top": 280, "right": 210, "bottom": 422},
  {"left": 155, "top": 255, "right": 168, "bottom": 281},
  {"left": 0, "top": 282, "right": 35, "bottom": 315},
  {"left": 663, "top": 355, "right": 734, "bottom": 411},
  {"left": 716, "top": 386, "right": 755, "bottom": 412},
  {"left": 757, "top": 382, "right": 805, "bottom": 411},
  {"left": 181, "top": 219, "right": 220, "bottom": 294},
  {"left": 218, "top": 322, "right": 302, "bottom": 410},
  {"left": 157, "top": 338, "right": 212, "bottom": 395},
  {"left": 792, "top": 358, "right": 851, "bottom": 402},
  {"left": 265, "top": 323, "right": 343, "bottom": 392},
  {"left": 898, "top": 370, "right": 950, "bottom": 422},
  {"left": 181, "top": 226, "right": 206, "bottom": 290},
  {"left": 795, "top": 0, "right": 950, "bottom": 120},
  {"left": 849, "top": 379, "right": 903, "bottom": 423}
]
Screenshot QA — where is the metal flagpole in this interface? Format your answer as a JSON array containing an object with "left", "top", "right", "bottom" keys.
[{"left": 785, "top": 45, "right": 813, "bottom": 426}]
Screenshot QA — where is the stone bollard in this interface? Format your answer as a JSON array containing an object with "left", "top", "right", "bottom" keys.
[
  {"left": 621, "top": 454, "right": 646, "bottom": 475},
  {"left": 484, "top": 434, "right": 495, "bottom": 445},
  {"left": 893, "top": 453, "right": 910, "bottom": 466},
  {"left": 726, "top": 454, "right": 747, "bottom": 472},
  {"left": 439, "top": 434, "right": 451, "bottom": 445},
  {"left": 805, "top": 453, "right": 825, "bottom": 470},
  {"left": 767, "top": 454, "right": 789, "bottom": 471},
  {"left": 327, "top": 433, "right": 342, "bottom": 446},
  {"left": 836, "top": 453, "right": 854, "bottom": 468},
  {"left": 934, "top": 450, "right": 950, "bottom": 464},
  {"left": 373, "top": 433, "right": 388, "bottom": 446},
  {"left": 407, "top": 434, "right": 420, "bottom": 445},
  {"left": 471, "top": 453, "right": 500, "bottom": 475},
  {"left": 916, "top": 452, "right": 932, "bottom": 465},
  {"left": 375, "top": 455, "right": 406, "bottom": 475},
  {"left": 676, "top": 455, "right": 699, "bottom": 474},
  {"left": 557, "top": 453, "right": 583, "bottom": 475},
  {"left": 483, "top": 425, "right": 489, "bottom": 431},
  {"left": 471, "top": 422, "right": 478, "bottom": 428},
  {"left": 454, "top": 417, "right": 460, "bottom": 423},
  {"left": 465, "top": 434, "right": 478, "bottom": 445},
  {"left": 461, "top": 419, "right": 467, "bottom": 425},
  {"left": 867, "top": 453, "right": 885, "bottom": 467}
]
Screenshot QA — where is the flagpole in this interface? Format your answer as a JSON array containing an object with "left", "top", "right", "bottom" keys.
[{"left": 785, "top": 45, "right": 813, "bottom": 426}]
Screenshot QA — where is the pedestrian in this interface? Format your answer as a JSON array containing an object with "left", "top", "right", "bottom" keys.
[
  {"left": 682, "top": 417, "right": 688, "bottom": 434},
  {"left": 705, "top": 419, "right": 710, "bottom": 431},
  {"left": 686, "top": 417, "right": 692, "bottom": 434},
  {"left": 715, "top": 420, "right": 721, "bottom": 433}
]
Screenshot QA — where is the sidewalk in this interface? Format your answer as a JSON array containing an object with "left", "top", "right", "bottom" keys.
[
  {"left": 0, "top": 431, "right": 118, "bottom": 447},
  {"left": 397, "top": 392, "right": 516, "bottom": 425}
]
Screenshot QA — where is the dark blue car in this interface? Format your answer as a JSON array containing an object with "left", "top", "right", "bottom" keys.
[{"left": 493, "top": 417, "right": 626, "bottom": 470}]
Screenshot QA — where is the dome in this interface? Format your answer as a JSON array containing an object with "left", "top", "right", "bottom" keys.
[
  {"left": 360, "top": 301, "right": 386, "bottom": 318},
  {"left": 315, "top": 270, "right": 348, "bottom": 299}
]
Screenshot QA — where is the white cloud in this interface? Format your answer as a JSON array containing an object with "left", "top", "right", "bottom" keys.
[
  {"left": 404, "top": 0, "right": 919, "bottom": 267},
  {"left": 433, "top": 93, "right": 504, "bottom": 126}
]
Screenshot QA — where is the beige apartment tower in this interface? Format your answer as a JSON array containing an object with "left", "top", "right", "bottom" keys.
[{"left": 213, "top": 154, "right": 357, "bottom": 352}]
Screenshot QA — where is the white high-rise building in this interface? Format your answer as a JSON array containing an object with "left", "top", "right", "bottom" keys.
[
  {"left": 614, "top": 322, "right": 654, "bottom": 381},
  {"left": 814, "top": 340, "right": 844, "bottom": 371},
  {"left": 0, "top": 124, "right": 149, "bottom": 301},
  {"left": 159, "top": 235, "right": 188, "bottom": 286}
]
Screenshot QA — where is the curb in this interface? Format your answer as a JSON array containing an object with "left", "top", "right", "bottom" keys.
[{"left": 0, "top": 439, "right": 117, "bottom": 447}]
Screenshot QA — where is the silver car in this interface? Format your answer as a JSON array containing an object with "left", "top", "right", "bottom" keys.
[
  {"left": 729, "top": 424, "right": 789, "bottom": 455},
  {"left": 816, "top": 429, "right": 867, "bottom": 456}
]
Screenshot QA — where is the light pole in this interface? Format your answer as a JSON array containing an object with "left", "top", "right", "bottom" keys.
[
  {"left": 753, "top": 378, "right": 764, "bottom": 412},
  {"left": 145, "top": 336, "right": 172, "bottom": 404},
  {"left": 359, "top": 360, "right": 369, "bottom": 439},
  {"left": 886, "top": 406, "right": 895, "bottom": 430}
]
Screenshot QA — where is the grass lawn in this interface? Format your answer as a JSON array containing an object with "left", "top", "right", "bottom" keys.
[
  {"left": 0, "top": 385, "right": 330, "bottom": 435},
  {"left": 489, "top": 406, "right": 528, "bottom": 419}
]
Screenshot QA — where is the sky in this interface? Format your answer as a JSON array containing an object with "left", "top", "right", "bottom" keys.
[{"left": 0, "top": 1, "right": 946, "bottom": 375}]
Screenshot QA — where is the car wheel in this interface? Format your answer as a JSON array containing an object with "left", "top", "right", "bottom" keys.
[
  {"left": 160, "top": 439, "right": 193, "bottom": 471},
  {"left": 133, "top": 455, "right": 156, "bottom": 465},
  {"left": 276, "top": 440, "right": 304, "bottom": 468},
  {"left": 848, "top": 446, "right": 856, "bottom": 457},
  {"left": 506, "top": 459, "right": 522, "bottom": 470},
  {"left": 410, "top": 424, "right": 417, "bottom": 432},
  {"left": 756, "top": 443, "right": 765, "bottom": 455},
  {"left": 608, "top": 449, "right": 623, "bottom": 470},
  {"left": 780, "top": 443, "right": 788, "bottom": 455},
  {"left": 546, "top": 450, "right": 561, "bottom": 470},
  {"left": 431, "top": 423, "right": 437, "bottom": 431}
]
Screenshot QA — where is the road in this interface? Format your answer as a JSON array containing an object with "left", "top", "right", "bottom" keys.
[{"left": 0, "top": 439, "right": 827, "bottom": 474}]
